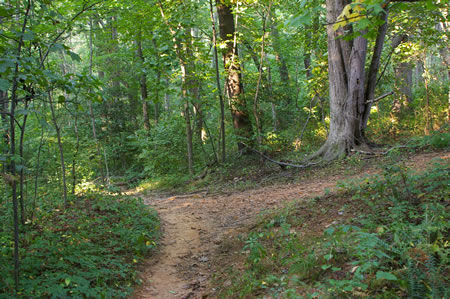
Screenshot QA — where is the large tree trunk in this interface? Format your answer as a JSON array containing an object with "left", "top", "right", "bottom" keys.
[
  {"left": 216, "top": 0, "right": 252, "bottom": 151},
  {"left": 314, "top": 0, "right": 367, "bottom": 160},
  {"left": 314, "top": 1, "right": 391, "bottom": 160}
]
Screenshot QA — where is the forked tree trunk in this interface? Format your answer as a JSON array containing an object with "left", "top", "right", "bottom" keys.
[
  {"left": 314, "top": 0, "right": 367, "bottom": 160},
  {"left": 314, "top": 0, "right": 389, "bottom": 160}
]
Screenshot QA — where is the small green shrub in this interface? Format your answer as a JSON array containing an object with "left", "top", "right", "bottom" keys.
[
  {"left": 0, "top": 193, "right": 160, "bottom": 298},
  {"left": 215, "top": 158, "right": 449, "bottom": 298}
]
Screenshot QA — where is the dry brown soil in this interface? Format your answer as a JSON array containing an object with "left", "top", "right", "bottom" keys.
[{"left": 131, "top": 151, "right": 448, "bottom": 299}]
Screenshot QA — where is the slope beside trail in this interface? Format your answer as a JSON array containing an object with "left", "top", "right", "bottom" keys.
[{"left": 131, "top": 151, "right": 448, "bottom": 299}]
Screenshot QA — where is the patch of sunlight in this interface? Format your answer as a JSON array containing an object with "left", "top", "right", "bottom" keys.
[{"left": 136, "top": 179, "right": 162, "bottom": 193}]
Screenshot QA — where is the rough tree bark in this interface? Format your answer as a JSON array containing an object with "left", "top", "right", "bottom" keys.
[
  {"left": 216, "top": 0, "right": 252, "bottom": 151},
  {"left": 313, "top": 0, "right": 390, "bottom": 160}
]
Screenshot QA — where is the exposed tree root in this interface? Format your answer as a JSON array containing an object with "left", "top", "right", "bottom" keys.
[{"left": 308, "top": 138, "right": 351, "bottom": 162}]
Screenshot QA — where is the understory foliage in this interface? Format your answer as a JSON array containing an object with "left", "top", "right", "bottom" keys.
[
  {"left": 215, "top": 151, "right": 449, "bottom": 298},
  {"left": 0, "top": 193, "right": 159, "bottom": 298}
]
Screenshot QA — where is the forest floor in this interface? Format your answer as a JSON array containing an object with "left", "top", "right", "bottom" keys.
[{"left": 130, "top": 150, "right": 449, "bottom": 299}]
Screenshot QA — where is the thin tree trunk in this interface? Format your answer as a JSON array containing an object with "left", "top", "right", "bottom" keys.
[
  {"left": 103, "top": 148, "right": 110, "bottom": 184},
  {"left": 181, "top": 63, "right": 194, "bottom": 175},
  {"left": 209, "top": 0, "right": 226, "bottom": 162},
  {"left": 152, "top": 37, "right": 161, "bottom": 124},
  {"left": 253, "top": 4, "right": 272, "bottom": 148},
  {"left": 88, "top": 18, "right": 105, "bottom": 183},
  {"left": 48, "top": 91, "right": 68, "bottom": 208},
  {"left": 32, "top": 114, "right": 44, "bottom": 222},
  {"left": 71, "top": 112, "right": 79, "bottom": 194},
  {"left": 136, "top": 28, "right": 151, "bottom": 131},
  {"left": 270, "top": 14, "right": 289, "bottom": 84},
  {"left": 188, "top": 28, "right": 203, "bottom": 141},
  {"left": 18, "top": 98, "right": 30, "bottom": 225},
  {"left": 0, "top": 91, "right": 9, "bottom": 173},
  {"left": 164, "top": 77, "right": 170, "bottom": 115},
  {"left": 266, "top": 57, "right": 278, "bottom": 132},
  {"left": 9, "top": 1, "right": 31, "bottom": 291},
  {"left": 158, "top": 1, "right": 194, "bottom": 174},
  {"left": 361, "top": 8, "right": 389, "bottom": 137}
]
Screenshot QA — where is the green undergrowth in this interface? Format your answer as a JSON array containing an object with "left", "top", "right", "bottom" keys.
[
  {"left": 214, "top": 157, "right": 449, "bottom": 298},
  {"left": 0, "top": 193, "right": 160, "bottom": 298},
  {"left": 137, "top": 131, "right": 449, "bottom": 195}
]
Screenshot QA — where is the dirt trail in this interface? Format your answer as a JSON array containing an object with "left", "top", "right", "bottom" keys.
[{"left": 131, "top": 151, "right": 448, "bottom": 299}]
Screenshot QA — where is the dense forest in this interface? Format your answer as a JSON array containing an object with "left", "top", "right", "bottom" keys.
[{"left": 0, "top": 0, "right": 448, "bottom": 297}]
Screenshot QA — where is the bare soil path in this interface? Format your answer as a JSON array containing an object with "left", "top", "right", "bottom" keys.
[{"left": 131, "top": 151, "right": 448, "bottom": 299}]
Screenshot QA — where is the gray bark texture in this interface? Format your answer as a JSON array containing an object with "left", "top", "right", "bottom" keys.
[{"left": 314, "top": 0, "right": 370, "bottom": 160}]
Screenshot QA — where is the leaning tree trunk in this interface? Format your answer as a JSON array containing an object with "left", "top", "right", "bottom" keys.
[{"left": 216, "top": 0, "right": 252, "bottom": 151}]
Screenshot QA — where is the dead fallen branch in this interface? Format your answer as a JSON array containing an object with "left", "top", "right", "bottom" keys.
[{"left": 241, "top": 143, "right": 319, "bottom": 169}]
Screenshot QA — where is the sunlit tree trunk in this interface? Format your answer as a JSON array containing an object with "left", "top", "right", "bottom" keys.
[
  {"left": 216, "top": 0, "right": 252, "bottom": 151},
  {"left": 164, "top": 77, "right": 170, "bottom": 115},
  {"left": 314, "top": 1, "right": 390, "bottom": 160},
  {"left": 314, "top": 0, "right": 367, "bottom": 160}
]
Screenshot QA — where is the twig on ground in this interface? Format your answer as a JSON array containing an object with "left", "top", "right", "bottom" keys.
[
  {"left": 351, "top": 145, "right": 408, "bottom": 156},
  {"left": 241, "top": 143, "right": 319, "bottom": 169}
]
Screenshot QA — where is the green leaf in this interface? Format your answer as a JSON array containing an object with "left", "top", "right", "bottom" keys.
[
  {"left": 376, "top": 271, "right": 398, "bottom": 281},
  {"left": 0, "top": 6, "right": 11, "bottom": 17},
  {"left": 324, "top": 226, "right": 335, "bottom": 235},
  {"left": 67, "top": 51, "right": 81, "bottom": 62},
  {"left": 0, "top": 78, "right": 10, "bottom": 92},
  {"left": 58, "top": 95, "right": 66, "bottom": 103},
  {"left": 286, "top": 13, "right": 311, "bottom": 28},
  {"left": 23, "top": 31, "right": 35, "bottom": 41},
  {"left": 49, "top": 43, "right": 65, "bottom": 53}
]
